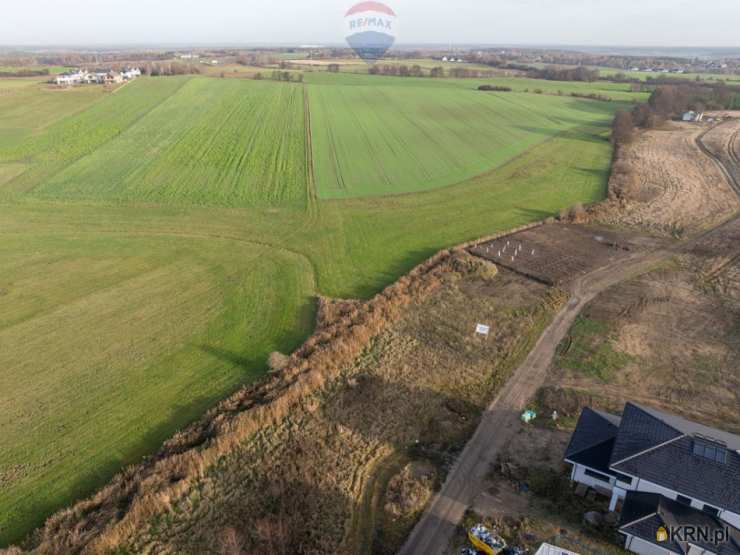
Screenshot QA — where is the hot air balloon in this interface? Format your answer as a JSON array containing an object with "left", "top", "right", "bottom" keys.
[{"left": 344, "top": 2, "right": 397, "bottom": 62}]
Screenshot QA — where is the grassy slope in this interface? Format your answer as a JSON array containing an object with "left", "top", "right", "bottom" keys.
[
  {"left": 310, "top": 74, "right": 616, "bottom": 198},
  {"left": 0, "top": 71, "right": 625, "bottom": 545},
  {"left": 30, "top": 78, "right": 307, "bottom": 206},
  {"left": 0, "top": 224, "right": 316, "bottom": 544},
  {"left": 0, "top": 81, "right": 105, "bottom": 154}
]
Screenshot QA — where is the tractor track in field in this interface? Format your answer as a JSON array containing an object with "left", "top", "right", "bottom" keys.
[
  {"left": 729, "top": 128, "right": 740, "bottom": 169},
  {"left": 696, "top": 122, "right": 740, "bottom": 197},
  {"left": 303, "top": 84, "right": 320, "bottom": 222},
  {"left": 1, "top": 227, "right": 321, "bottom": 292},
  {"left": 399, "top": 124, "right": 740, "bottom": 555}
]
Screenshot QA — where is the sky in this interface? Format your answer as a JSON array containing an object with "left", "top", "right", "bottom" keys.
[{"left": 2, "top": 0, "right": 740, "bottom": 48}]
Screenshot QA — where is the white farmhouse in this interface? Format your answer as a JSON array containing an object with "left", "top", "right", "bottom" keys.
[
  {"left": 121, "top": 67, "right": 141, "bottom": 80},
  {"left": 55, "top": 69, "right": 85, "bottom": 86}
]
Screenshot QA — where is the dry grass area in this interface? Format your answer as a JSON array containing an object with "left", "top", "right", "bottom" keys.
[
  {"left": 116, "top": 267, "right": 562, "bottom": 555},
  {"left": 11, "top": 250, "right": 565, "bottom": 555},
  {"left": 598, "top": 120, "right": 740, "bottom": 236},
  {"left": 540, "top": 217, "right": 740, "bottom": 434}
]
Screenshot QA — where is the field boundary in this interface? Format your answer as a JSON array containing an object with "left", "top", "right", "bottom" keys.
[
  {"left": 0, "top": 226, "right": 321, "bottom": 292},
  {"left": 303, "top": 84, "right": 319, "bottom": 220}
]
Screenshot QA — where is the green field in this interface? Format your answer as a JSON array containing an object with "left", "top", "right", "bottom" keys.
[
  {"left": 309, "top": 75, "right": 618, "bottom": 197},
  {"left": 0, "top": 70, "right": 633, "bottom": 545},
  {"left": 528, "top": 62, "right": 740, "bottom": 84}
]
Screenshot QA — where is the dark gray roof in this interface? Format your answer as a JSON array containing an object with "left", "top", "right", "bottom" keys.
[
  {"left": 610, "top": 403, "right": 683, "bottom": 464},
  {"left": 614, "top": 435, "right": 740, "bottom": 515},
  {"left": 621, "top": 513, "right": 683, "bottom": 554},
  {"left": 620, "top": 492, "right": 740, "bottom": 555},
  {"left": 634, "top": 404, "right": 740, "bottom": 452},
  {"left": 567, "top": 438, "right": 616, "bottom": 475},
  {"left": 610, "top": 404, "right": 740, "bottom": 514},
  {"left": 564, "top": 407, "right": 621, "bottom": 460}
]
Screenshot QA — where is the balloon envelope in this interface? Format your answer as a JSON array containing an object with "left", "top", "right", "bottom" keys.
[{"left": 344, "top": 2, "right": 397, "bottom": 62}]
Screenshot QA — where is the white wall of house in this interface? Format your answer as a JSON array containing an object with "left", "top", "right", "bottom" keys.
[
  {"left": 569, "top": 463, "right": 616, "bottom": 493},
  {"left": 687, "top": 545, "right": 715, "bottom": 555},
  {"left": 569, "top": 463, "right": 740, "bottom": 528},
  {"left": 623, "top": 534, "right": 679, "bottom": 555},
  {"left": 611, "top": 473, "right": 740, "bottom": 528},
  {"left": 721, "top": 510, "right": 740, "bottom": 528}
]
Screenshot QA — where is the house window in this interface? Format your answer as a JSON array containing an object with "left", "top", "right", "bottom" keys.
[
  {"left": 676, "top": 495, "right": 692, "bottom": 506},
  {"left": 693, "top": 437, "right": 728, "bottom": 464},
  {"left": 614, "top": 472, "right": 633, "bottom": 485},
  {"left": 703, "top": 505, "right": 720, "bottom": 517},
  {"left": 584, "top": 469, "right": 611, "bottom": 483}
]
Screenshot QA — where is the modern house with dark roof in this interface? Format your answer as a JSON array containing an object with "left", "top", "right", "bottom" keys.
[{"left": 564, "top": 403, "right": 740, "bottom": 555}]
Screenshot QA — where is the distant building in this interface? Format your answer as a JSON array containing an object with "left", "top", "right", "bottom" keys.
[
  {"left": 54, "top": 69, "right": 85, "bottom": 86},
  {"left": 121, "top": 67, "right": 141, "bottom": 80},
  {"left": 54, "top": 67, "right": 140, "bottom": 87},
  {"left": 683, "top": 111, "right": 704, "bottom": 122}
]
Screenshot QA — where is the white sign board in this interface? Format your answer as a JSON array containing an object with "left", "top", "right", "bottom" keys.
[{"left": 475, "top": 324, "right": 491, "bottom": 336}]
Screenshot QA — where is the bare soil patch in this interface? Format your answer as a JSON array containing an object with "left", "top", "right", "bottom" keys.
[
  {"left": 450, "top": 424, "right": 627, "bottom": 555},
  {"left": 469, "top": 224, "right": 657, "bottom": 286}
]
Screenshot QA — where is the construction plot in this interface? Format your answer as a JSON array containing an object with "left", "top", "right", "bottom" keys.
[{"left": 469, "top": 224, "right": 645, "bottom": 286}]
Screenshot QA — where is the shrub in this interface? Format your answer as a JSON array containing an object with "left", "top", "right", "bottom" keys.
[
  {"left": 267, "top": 352, "right": 290, "bottom": 373},
  {"left": 477, "top": 85, "right": 512, "bottom": 92},
  {"left": 568, "top": 203, "right": 586, "bottom": 222}
]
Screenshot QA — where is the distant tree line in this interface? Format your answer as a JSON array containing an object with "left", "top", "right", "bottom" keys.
[
  {"left": 611, "top": 81, "right": 740, "bottom": 146},
  {"left": 569, "top": 91, "right": 612, "bottom": 102},
  {"left": 532, "top": 66, "right": 600, "bottom": 82},
  {"left": 142, "top": 62, "right": 201, "bottom": 76},
  {"left": 251, "top": 71, "right": 303, "bottom": 83},
  {"left": 478, "top": 85, "right": 512, "bottom": 92},
  {"left": 368, "top": 64, "right": 425, "bottom": 77},
  {"left": 364, "top": 64, "right": 497, "bottom": 79},
  {"left": 0, "top": 68, "right": 50, "bottom": 77}
]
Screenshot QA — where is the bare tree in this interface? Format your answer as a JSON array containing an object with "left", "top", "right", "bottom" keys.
[{"left": 611, "top": 110, "right": 635, "bottom": 145}]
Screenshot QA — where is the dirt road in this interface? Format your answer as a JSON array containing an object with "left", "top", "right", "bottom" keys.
[
  {"left": 399, "top": 125, "right": 740, "bottom": 555},
  {"left": 397, "top": 247, "right": 668, "bottom": 555}
]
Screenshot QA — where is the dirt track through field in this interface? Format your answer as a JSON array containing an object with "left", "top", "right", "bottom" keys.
[
  {"left": 399, "top": 125, "right": 740, "bottom": 555},
  {"left": 696, "top": 123, "right": 740, "bottom": 196}
]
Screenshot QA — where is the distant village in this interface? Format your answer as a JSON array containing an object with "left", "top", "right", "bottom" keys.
[{"left": 54, "top": 67, "right": 141, "bottom": 86}]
